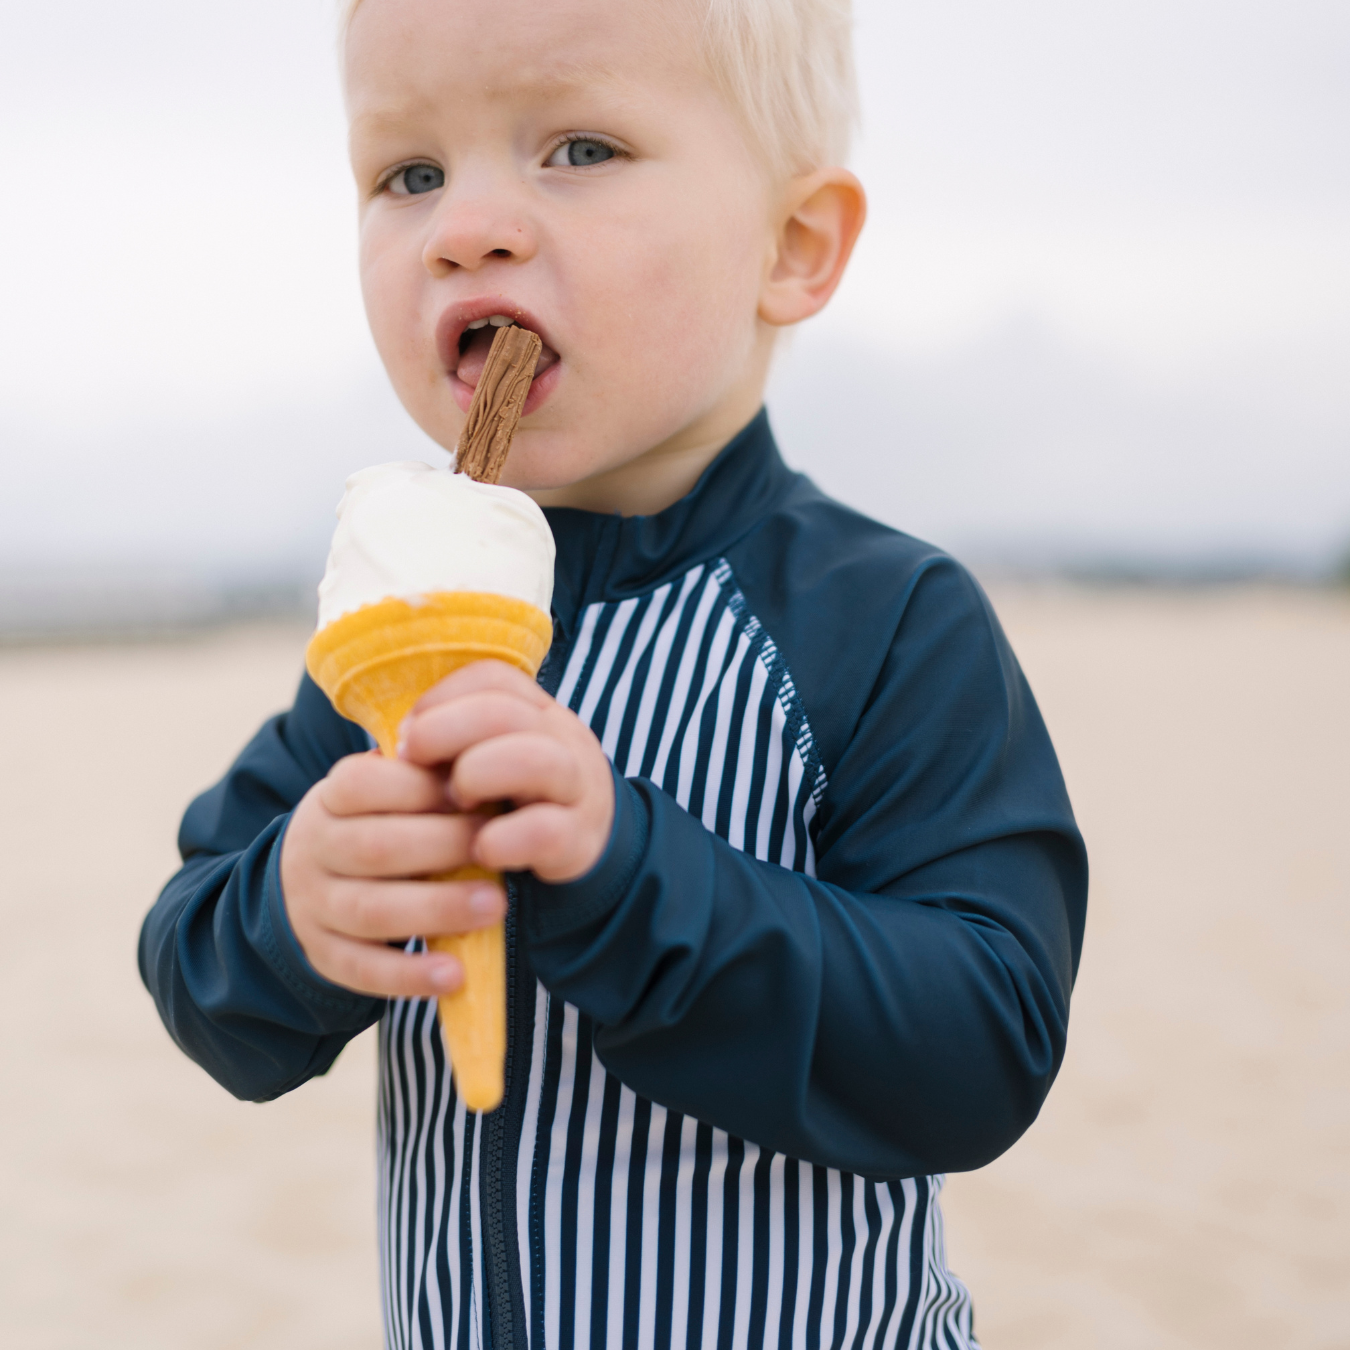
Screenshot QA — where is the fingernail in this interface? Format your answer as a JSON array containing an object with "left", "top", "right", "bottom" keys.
[
  {"left": 470, "top": 886, "right": 502, "bottom": 916},
  {"left": 395, "top": 716, "right": 412, "bottom": 758},
  {"left": 429, "top": 960, "right": 458, "bottom": 991}
]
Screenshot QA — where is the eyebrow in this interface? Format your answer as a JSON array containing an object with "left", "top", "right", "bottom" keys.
[{"left": 348, "top": 59, "right": 639, "bottom": 140}]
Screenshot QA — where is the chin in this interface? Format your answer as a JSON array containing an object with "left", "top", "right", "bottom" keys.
[{"left": 499, "top": 442, "right": 610, "bottom": 494}]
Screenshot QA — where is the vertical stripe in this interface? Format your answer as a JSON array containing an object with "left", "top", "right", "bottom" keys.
[
  {"left": 731, "top": 1142, "right": 762, "bottom": 1349},
  {"left": 611, "top": 583, "right": 684, "bottom": 772},
  {"left": 544, "top": 1005, "right": 583, "bottom": 1348},
  {"left": 648, "top": 573, "right": 723, "bottom": 787},
  {"left": 442, "top": 1098, "right": 468, "bottom": 1350},
  {"left": 754, "top": 698, "right": 787, "bottom": 863},
  {"left": 621, "top": 1097, "right": 655, "bottom": 1350},
  {"left": 605, "top": 1087, "right": 637, "bottom": 1349},
  {"left": 624, "top": 567, "right": 705, "bottom": 778},
  {"left": 801, "top": 795, "right": 820, "bottom": 880},
  {"left": 719, "top": 1137, "right": 751, "bottom": 1350},
  {"left": 577, "top": 597, "right": 639, "bottom": 728},
  {"left": 395, "top": 999, "right": 422, "bottom": 1349},
  {"left": 376, "top": 556, "right": 969, "bottom": 1350},
  {"left": 386, "top": 1002, "right": 409, "bottom": 1350},
  {"left": 468, "top": 1117, "right": 484, "bottom": 1350},
  {"left": 409, "top": 1003, "right": 436, "bottom": 1350},
  {"left": 785, "top": 1161, "right": 808, "bottom": 1350},
  {"left": 558, "top": 1020, "right": 596, "bottom": 1350},
  {"left": 780, "top": 750, "right": 806, "bottom": 871},
  {"left": 456, "top": 1111, "right": 478, "bottom": 1350},
  {"left": 856, "top": 1186, "right": 891, "bottom": 1350},
  {"left": 555, "top": 602, "right": 603, "bottom": 710},
  {"left": 420, "top": 1002, "right": 456, "bottom": 1350},
  {"left": 631, "top": 569, "right": 709, "bottom": 782},
  {"left": 669, "top": 1113, "right": 700, "bottom": 1350},
  {"left": 674, "top": 607, "right": 738, "bottom": 814},
  {"left": 727, "top": 656, "right": 770, "bottom": 851},
  {"left": 685, "top": 1122, "right": 714, "bottom": 1350},
  {"left": 599, "top": 586, "right": 667, "bottom": 756},
  {"left": 698, "top": 1131, "right": 729, "bottom": 1350},
  {"left": 877, "top": 1182, "right": 912, "bottom": 1350},
  {"left": 571, "top": 1046, "right": 609, "bottom": 1350},
  {"left": 828, "top": 1172, "right": 856, "bottom": 1350},
  {"left": 845, "top": 1180, "right": 877, "bottom": 1350},
  {"left": 377, "top": 1014, "right": 395, "bottom": 1348},
  {"left": 698, "top": 630, "right": 753, "bottom": 832},
  {"left": 588, "top": 1074, "right": 622, "bottom": 1350},
  {"left": 529, "top": 996, "right": 566, "bottom": 1350},
  {"left": 653, "top": 1108, "right": 685, "bottom": 1350},
  {"left": 760, "top": 1152, "right": 786, "bottom": 1350},
  {"left": 894, "top": 1178, "right": 926, "bottom": 1350},
  {"left": 636, "top": 1103, "right": 668, "bottom": 1350},
  {"left": 516, "top": 983, "right": 549, "bottom": 1346}
]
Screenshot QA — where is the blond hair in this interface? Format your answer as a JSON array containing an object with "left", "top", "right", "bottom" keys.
[{"left": 339, "top": 0, "right": 856, "bottom": 177}]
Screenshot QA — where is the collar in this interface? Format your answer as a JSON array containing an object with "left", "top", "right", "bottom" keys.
[{"left": 543, "top": 408, "right": 799, "bottom": 617}]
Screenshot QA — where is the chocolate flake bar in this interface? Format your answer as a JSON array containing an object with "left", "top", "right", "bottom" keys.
[{"left": 455, "top": 324, "right": 542, "bottom": 485}]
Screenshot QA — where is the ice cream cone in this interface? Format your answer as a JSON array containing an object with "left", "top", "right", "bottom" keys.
[{"left": 306, "top": 590, "right": 552, "bottom": 1111}]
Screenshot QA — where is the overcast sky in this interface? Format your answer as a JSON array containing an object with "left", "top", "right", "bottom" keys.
[{"left": 2, "top": 0, "right": 1347, "bottom": 588}]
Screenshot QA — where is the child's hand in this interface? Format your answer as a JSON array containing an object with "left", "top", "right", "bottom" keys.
[
  {"left": 280, "top": 752, "right": 506, "bottom": 999},
  {"left": 399, "top": 660, "right": 616, "bottom": 884}
]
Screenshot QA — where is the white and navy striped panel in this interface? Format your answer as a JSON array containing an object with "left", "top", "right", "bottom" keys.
[{"left": 377, "top": 558, "right": 978, "bottom": 1350}]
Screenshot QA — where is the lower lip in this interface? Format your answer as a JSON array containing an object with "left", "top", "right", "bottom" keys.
[{"left": 448, "top": 359, "right": 561, "bottom": 418}]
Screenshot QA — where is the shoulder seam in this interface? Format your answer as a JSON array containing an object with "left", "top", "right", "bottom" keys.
[{"left": 711, "top": 558, "right": 828, "bottom": 809}]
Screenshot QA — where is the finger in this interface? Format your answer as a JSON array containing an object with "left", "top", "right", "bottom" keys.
[
  {"left": 475, "top": 803, "right": 593, "bottom": 881},
  {"left": 325, "top": 877, "right": 506, "bottom": 941},
  {"left": 449, "top": 734, "right": 581, "bottom": 810},
  {"left": 307, "top": 931, "right": 465, "bottom": 1001},
  {"left": 320, "top": 810, "right": 487, "bottom": 878},
  {"left": 320, "top": 752, "right": 448, "bottom": 818},
  {"left": 413, "top": 659, "right": 551, "bottom": 714},
  {"left": 400, "top": 689, "right": 546, "bottom": 768}
]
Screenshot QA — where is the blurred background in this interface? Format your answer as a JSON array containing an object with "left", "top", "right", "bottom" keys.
[
  {"left": 1, "top": 0, "right": 1347, "bottom": 629},
  {"left": 1, "top": 2, "right": 1346, "bottom": 1347}
]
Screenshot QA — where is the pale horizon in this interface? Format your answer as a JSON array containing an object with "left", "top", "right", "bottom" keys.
[{"left": 2, "top": 0, "right": 1347, "bottom": 626}]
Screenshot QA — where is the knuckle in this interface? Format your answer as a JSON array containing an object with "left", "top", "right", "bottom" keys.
[
  {"left": 327, "top": 943, "right": 364, "bottom": 991},
  {"left": 330, "top": 752, "right": 367, "bottom": 787},
  {"left": 536, "top": 810, "right": 571, "bottom": 855},
  {"left": 401, "top": 715, "right": 437, "bottom": 754},
  {"left": 349, "top": 886, "right": 386, "bottom": 934},
  {"left": 520, "top": 733, "right": 561, "bottom": 773},
  {"left": 323, "top": 756, "right": 371, "bottom": 812},
  {"left": 350, "top": 827, "right": 397, "bottom": 873}
]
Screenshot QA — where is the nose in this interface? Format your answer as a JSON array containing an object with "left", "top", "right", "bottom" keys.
[{"left": 421, "top": 174, "right": 538, "bottom": 277}]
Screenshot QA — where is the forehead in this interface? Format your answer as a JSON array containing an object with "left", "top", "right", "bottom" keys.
[{"left": 345, "top": 0, "right": 699, "bottom": 124}]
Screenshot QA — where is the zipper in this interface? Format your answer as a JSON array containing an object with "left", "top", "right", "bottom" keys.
[
  {"left": 479, "top": 614, "right": 577, "bottom": 1350},
  {"left": 479, "top": 900, "right": 530, "bottom": 1350}
]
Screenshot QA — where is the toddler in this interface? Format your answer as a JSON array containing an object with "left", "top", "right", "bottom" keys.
[{"left": 141, "top": 1, "right": 1088, "bottom": 1346}]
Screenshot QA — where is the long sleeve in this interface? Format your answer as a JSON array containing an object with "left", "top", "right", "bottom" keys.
[
  {"left": 516, "top": 555, "right": 1087, "bottom": 1179},
  {"left": 139, "top": 673, "right": 383, "bottom": 1101}
]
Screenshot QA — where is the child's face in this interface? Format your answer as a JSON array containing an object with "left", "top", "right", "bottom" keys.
[{"left": 346, "top": 0, "right": 782, "bottom": 501}]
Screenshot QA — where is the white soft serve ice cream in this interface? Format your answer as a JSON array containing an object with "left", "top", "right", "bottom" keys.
[{"left": 316, "top": 462, "right": 555, "bottom": 628}]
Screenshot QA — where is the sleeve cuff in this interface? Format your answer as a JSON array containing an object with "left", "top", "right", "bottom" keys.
[
  {"left": 517, "top": 764, "right": 650, "bottom": 943},
  {"left": 257, "top": 816, "right": 384, "bottom": 1017}
]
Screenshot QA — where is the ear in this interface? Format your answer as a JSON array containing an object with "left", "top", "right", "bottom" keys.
[{"left": 758, "top": 168, "right": 867, "bottom": 327}]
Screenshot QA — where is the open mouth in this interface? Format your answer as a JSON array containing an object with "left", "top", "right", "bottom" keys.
[{"left": 454, "top": 315, "right": 560, "bottom": 393}]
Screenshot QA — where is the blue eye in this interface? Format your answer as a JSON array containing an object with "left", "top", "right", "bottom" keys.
[
  {"left": 391, "top": 164, "right": 444, "bottom": 195},
  {"left": 546, "top": 138, "right": 617, "bottom": 168},
  {"left": 567, "top": 139, "right": 613, "bottom": 166}
]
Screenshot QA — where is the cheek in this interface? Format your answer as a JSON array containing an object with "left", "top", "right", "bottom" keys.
[
  {"left": 359, "top": 221, "right": 433, "bottom": 389},
  {"left": 578, "top": 203, "right": 763, "bottom": 399}
]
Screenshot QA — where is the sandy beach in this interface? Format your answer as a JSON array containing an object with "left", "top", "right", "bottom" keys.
[{"left": 1, "top": 585, "right": 1346, "bottom": 1349}]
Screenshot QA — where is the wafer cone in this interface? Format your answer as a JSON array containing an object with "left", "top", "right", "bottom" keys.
[{"left": 306, "top": 591, "right": 552, "bottom": 1111}]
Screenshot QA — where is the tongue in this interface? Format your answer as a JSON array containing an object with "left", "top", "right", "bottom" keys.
[{"left": 456, "top": 327, "right": 557, "bottom": 390}]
